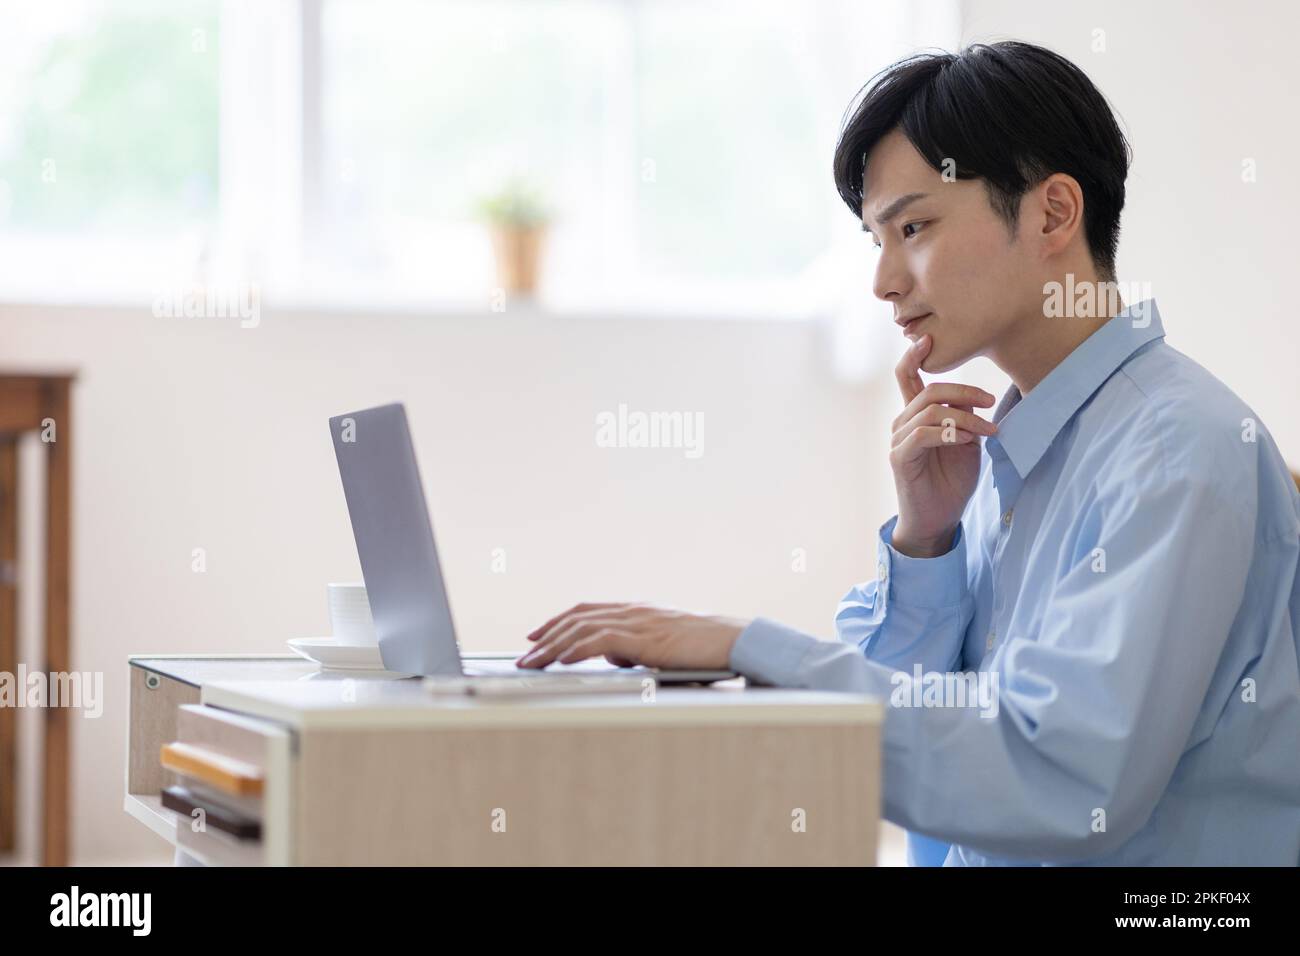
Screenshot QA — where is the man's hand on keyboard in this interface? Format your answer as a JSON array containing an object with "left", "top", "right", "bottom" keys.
[{"left": 517, "top": 603, "right": 748, "bottom": 670}]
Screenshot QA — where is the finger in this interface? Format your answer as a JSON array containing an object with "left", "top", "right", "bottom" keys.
[
  {"left": 890, "top": 426, "right": 976, "bottom": 465},
  {"left": 521, "top": 613, "right": 622, "bottom": 668},
  {"left": 526, "top": 605, "right": 579, "bottom": 643},
  {"left": 526, "top": 602, "right": 625, "bottom": 642},
  {"left": 519, "top": 625, "right": 590, "bottom": 668},
  {"left": 893, "top": 333, "right": 931, "bottom": 406},
  {"left": 527, "top": 602, "right": 626, "bottom": 642},
  {"left": 893, "top": 382, "right": 997, "bottom": 431},
  {"left": 557, "top": 628, "right": 637, "bottom": 664},
  {"left": 529, "top": 603, "right": 651, "bottom": 659},
  {"left": 892, "top": 405, "right": 996, "bottom": 447}
]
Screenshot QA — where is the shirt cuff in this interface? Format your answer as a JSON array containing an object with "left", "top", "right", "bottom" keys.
[
  {"left": 876, "top": 515, "right": 968, "bottom": 610},
  {"left": 729, "top": 616, "right": 823, "bottom": 687}
]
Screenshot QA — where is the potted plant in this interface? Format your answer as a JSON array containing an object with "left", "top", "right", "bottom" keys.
[{"left": 476, "top": 178, "right": 552, "bottom": 298}]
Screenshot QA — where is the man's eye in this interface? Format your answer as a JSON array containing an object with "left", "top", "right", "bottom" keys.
[{"left": 902, "top": 221, "right": 925, "bottom": 238}]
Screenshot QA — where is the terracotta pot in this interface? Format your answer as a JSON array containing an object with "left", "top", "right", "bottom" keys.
[{"left": 489, "top": 224, "right": 546, "bottom": 296}]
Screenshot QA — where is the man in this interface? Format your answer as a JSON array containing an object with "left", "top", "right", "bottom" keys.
[{"left": 517, "top": 42, "right": 1300, "bottom": 865}]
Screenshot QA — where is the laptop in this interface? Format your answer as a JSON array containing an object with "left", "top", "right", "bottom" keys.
[{"left": 329, "top": 402, "right": 736, "bottom": 685}]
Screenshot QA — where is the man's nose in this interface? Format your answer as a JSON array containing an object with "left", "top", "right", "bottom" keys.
[{"left": 872, "top": 245, "right": 911, "bottom": 304}]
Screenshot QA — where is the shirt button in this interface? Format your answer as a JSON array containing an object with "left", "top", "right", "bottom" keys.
[
  {"left": 877, "top": 561, "right": 888, "bottom": 582},
  {"left": 1001, "top": 509, "right": 1013, "bottom": 527},
  {"left": 986, "top": 630, "right": 996, "bottom": 651}
]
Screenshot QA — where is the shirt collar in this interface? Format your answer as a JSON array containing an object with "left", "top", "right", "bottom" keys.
[{"left": 987, "top": 298, "right": 1166, "bottom": 479}]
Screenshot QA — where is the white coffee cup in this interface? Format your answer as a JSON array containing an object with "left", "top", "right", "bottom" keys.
[{"left": 327, "top": 582, "right": 377, "bottom": 646}]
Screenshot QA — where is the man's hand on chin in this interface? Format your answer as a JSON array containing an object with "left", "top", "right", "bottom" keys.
[{"left": 517, "top": 603, "right": 749, "bottom": 670}]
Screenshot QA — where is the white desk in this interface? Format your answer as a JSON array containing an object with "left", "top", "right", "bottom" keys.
[{"left": 125, "top": 655, "right": 884, "bottom": 865}]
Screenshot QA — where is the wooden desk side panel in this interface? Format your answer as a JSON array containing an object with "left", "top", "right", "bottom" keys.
[
  {"left": 127, "top": 667, "right": 201, "bottom": 795},
  {"left": 296, "top": 723, "right": 879, "bottom": 866},
  {"left": 0, "top": 439, "right": 17, "bottom": 852}
]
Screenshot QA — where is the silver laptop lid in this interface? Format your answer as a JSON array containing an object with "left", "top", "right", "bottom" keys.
[{"left": 329, "top": 403, "right": 463, "bottom": 677}]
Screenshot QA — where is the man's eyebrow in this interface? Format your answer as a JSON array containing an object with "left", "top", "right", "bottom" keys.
[{"left": 860, "top": 192, "right": 930, "bottom": 234}]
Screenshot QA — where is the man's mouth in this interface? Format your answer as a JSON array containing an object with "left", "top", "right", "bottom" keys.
[{"left": 900, "top": 313, "right": 931, "bottom": 337}]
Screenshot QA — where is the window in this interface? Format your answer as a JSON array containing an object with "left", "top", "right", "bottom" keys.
[
  {"left": 313, "top": 0, "right": 621, "bottom": 306},
  {"left": 0, "top": 0, "right": 220, "bottom": 299},
  {"left": 0, "top": 0, "right": 956, "bottom": 320},
  {"left": 313, "top": 0, "right": 838, "bottom": 313}
]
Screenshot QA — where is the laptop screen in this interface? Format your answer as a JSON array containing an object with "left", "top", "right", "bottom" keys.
[{"left": 330, "top": 403, "right": 464, "bottom": 676}]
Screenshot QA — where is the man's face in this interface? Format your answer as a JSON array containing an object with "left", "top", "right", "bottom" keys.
[{"left": 861, "top": 129, "right": 1041, "bottom": 373}]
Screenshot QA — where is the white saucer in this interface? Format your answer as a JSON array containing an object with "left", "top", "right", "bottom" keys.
[{"left": 287, "top": 637, "right": 411, "bottom": 676}]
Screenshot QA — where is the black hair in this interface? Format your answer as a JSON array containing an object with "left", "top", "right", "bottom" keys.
[{"left": 832, "top": 41, "right": 1131, "bottom": 280}]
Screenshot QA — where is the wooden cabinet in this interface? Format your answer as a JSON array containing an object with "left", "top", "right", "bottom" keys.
[{"left": 127, "top": 655, "right": 884, "bottom": 866}]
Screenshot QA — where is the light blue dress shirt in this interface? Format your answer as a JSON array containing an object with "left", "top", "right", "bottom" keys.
[{"left": 730, "top": 299, "right": 1300, "bottom": 865}]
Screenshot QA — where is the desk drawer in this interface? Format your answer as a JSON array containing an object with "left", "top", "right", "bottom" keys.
[
  {"left": 172, "top": 704, "right": 280, "bottom": 776},
  {"left": 165, "top": 704, "right": 293, "bottom": 866}
]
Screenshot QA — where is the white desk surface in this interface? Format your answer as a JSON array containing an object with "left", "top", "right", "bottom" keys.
[
  {"left": 130, "top": 654, "right": 884, "bottom": 731},
  {"left": 201, "top": 680, "right": 885, "bottom": 730}
]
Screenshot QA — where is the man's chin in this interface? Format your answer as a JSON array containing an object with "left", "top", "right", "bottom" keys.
[{"left": 920, "top": 345, "right": 969, "bottom": 374}]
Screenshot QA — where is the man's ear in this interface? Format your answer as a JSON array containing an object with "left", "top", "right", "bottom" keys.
[{"left": 1036, "top": 173, "right": 1085, "bottom": 260}]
